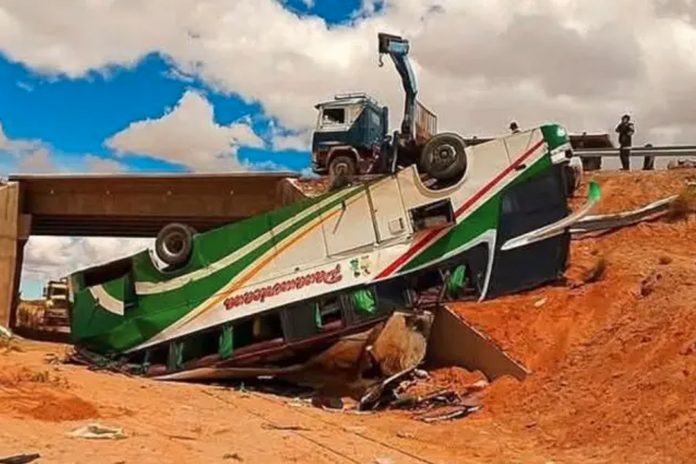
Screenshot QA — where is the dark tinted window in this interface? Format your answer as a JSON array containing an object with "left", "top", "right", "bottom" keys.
[
  {"left": 501, "top": 172, "right": 564, "bottom": 215},
  {"left": 323, "top": 108, "right": 345, "bottom": 124}
]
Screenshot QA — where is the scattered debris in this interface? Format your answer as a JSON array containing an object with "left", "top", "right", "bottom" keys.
[
  {"left": 658, "top": 256, "right": 673, "bottom": 265},
  {"left": 358, "top": 368, "right": 415, "bottom": 411},
  {"left": 223, "top": 453, "right": 243, "bottom": 461},
  {"left": 534, "top": 297, "right": 548, "bottom": 308},
  {"left": 261, "top": 423, "right": 311, "bottom": 432},
  {"left": 0, "top": 325, "right": 12, "bottom": 339},
  {"left": 310, "top": 396, "right": 344, "bottom": 410},
  {"left": 418, "top": 404, "right": 482, "bottom": 423},
  {"left": 68, "top": 423, "right": 126, "bottom": 440},
  {"left": 166, "top": 434, "right": 197, "bottom": 441},
  {"left": 0, "top": 325, "right": 21, "bottom": 354},
  {"left": 0, "top": 454, "right": 40, "bottom": 464}
]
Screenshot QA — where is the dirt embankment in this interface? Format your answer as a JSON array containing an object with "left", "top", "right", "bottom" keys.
[
  {"left": 1, "top": 169, "right": 695, "bottom": 463},
  {"left": 447, "top": 168, "right": 696, "bottom": 462}
]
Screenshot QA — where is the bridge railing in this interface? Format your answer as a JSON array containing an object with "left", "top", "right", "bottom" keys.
[{"left": 574, "top": 145, "right": 696, "bottom": 158}]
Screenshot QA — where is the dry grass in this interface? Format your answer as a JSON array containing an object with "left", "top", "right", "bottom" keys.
[
  {"left": 666, "top": 185, "right": 696, "bottom": 221},
  {"left": 585, "top": 256, "right": 607, "bottom": 284}
]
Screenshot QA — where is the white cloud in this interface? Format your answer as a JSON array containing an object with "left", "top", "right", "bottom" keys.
[
  {"left": 0, "top": 120, "right": 129, "bottom": 174},
  {"left": 22, "top": 236, "right": 154, "bottom": 282},
  {"left": 1, "top": 0, "right": 695, "bottom": 146},
  {"left": 82, "top": 154, "right": 128, "bottom": 173},
  {"left": 0, "top": 122, "right": 42, "bottom": 156},
  {"left": 272, "top": 132, "right": 311, "bottom": 152},
  {"left": 16, "top": 148, "right": 57, "bottom": 173},
  {"left": 0, "top": 122, "right": 7, "bottom": 149},
  {"left": 106, "top": 90, "right": 264, "bottom": 171},
  {"left": 268, "top": 120, "right": 312, "bottom": 152}
]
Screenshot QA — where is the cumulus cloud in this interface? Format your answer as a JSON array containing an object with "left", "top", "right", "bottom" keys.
[
  {"left": 0, "top": 120, "right": 129, "bottom": 174},
  {"left": 106, "top": 90, "right": 265, "bottom": 171},
  {"left": 268, "top": 120, "right": 312, "bottom": 152},
  {"left": 15, "top": 148, "right": 57, "bottom": 173},
  {"left": 272, "top": 132, "right": 311, "bottom": 151},
  {"left": 82, "top": 154, "right": 128, "bottom": 173},
  {"left": 22, "top": 236, "right": 154, "bottom": 282},
  {"left": 1, "top": 0, "right": 695, "bottom": 146}
]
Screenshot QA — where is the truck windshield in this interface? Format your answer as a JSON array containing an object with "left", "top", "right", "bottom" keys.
[{"left": 322, "top": 108, "right": 345, "bottom": 126}]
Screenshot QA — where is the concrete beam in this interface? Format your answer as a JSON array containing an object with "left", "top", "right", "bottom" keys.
[
  {"left": 0, "top": 183, "right": 20, "bottom": 328},
  {"left": 11, "top": 173, "right": 302, "bottom": 237}
]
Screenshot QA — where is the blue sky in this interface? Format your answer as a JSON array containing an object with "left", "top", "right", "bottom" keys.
[
  {"left": 0, "top": 0, "right": 370, "bottom": 297},
  {"left": 0, "top": 0, "right": 371, "bottom": 177}
]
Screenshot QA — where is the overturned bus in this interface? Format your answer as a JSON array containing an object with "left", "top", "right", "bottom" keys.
[{"left": 67, "top": 124, "right": 598, "bottom": 378}]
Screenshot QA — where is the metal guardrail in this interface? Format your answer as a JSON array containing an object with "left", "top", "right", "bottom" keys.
[{"left": 575, "top": 145, "right": 696, "bottom": 158}]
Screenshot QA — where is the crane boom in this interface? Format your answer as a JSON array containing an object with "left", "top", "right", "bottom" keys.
[{"left": 378, "top": 32, "right": 417, "bottom": 142}]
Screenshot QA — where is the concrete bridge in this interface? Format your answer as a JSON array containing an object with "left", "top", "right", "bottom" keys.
[{"left": 0, "top": 172, "right": 306, "bottom": 329}]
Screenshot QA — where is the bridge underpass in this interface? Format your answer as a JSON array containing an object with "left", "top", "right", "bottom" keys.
[{"left": 0, "top": 172, "right": 305, "bottom": 329}]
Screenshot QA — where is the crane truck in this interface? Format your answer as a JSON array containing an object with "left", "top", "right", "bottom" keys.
[{"left": 311, "top": 33, "right": 465, "bottom": 183}]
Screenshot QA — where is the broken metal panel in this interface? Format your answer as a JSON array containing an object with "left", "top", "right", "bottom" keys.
[
  {"left": 571, "top": 195, "right": 677, "bottom": 234},
  {"left": 426, "top": 305, "right": 529, "bottom": 381}
]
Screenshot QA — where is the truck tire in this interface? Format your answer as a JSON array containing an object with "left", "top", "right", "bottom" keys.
[
  {"left": 155, "top": 223, "right": 194, "bottom": 268},
  {"left": 329, "top": 155, "right": 357, "bottom": 177},
  {"left": 419, "top": 132, "right": 467, "bottom": 181}
]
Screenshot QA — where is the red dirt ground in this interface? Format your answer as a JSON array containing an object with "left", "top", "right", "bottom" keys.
[
  {"left": 1, "top": 169, "right": 695, "bottom": 463},
  {"left": 450, "top": 169, "right": 696, "bottom": 463}
]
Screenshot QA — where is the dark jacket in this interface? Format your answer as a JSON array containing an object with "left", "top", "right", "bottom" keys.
[{"left": 615, "top": 121, "right": 635, "bottom": 147}]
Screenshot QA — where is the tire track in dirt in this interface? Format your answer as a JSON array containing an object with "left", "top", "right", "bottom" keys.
[{"left": 202, "top": 388, "right": 441, "bottom": 464}]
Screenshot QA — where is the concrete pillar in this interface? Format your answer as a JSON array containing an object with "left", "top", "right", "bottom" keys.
[{"left": 0, "top": 183, "right": 20, "bottom": 328}]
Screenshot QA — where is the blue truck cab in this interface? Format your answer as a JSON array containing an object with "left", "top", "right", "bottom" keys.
[{"left": 311, "top": 93, "right": 390, "bottom": 177}]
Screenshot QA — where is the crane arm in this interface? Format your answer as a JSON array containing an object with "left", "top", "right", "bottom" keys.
[{"left": 378, "top": 32, "right": 417, "bottom": 142}]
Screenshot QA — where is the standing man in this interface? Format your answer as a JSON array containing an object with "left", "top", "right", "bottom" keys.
[{"left": 615, "top": 114, "right": 635, "bottom": 171}]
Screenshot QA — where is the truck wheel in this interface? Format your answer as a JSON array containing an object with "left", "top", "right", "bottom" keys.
[
  {"left": 155, "top": 223, "right": 194, "bottom": 268},
  {"left": 419, "top": 133, "right": 467, "bottom": 181},
  {"left": 329, "top": 155, "right": 357, "bottom": 177}
]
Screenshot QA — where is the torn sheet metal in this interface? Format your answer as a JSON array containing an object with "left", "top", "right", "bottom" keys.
[
  {"left": 571, "top": 195, "right": 677, "bottom": 234},
  {"left": 425, "top": 305, "right": 529, "bottom": 381}
]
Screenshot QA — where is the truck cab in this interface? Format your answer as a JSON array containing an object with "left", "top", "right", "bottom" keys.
[{"left": 311, "top": 93, "right": 389, "bottom": 177}]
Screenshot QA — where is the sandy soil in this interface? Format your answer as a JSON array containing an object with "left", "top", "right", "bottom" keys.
[{"left": 2, "top": 169, "right": 695, "bottom": 464}]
